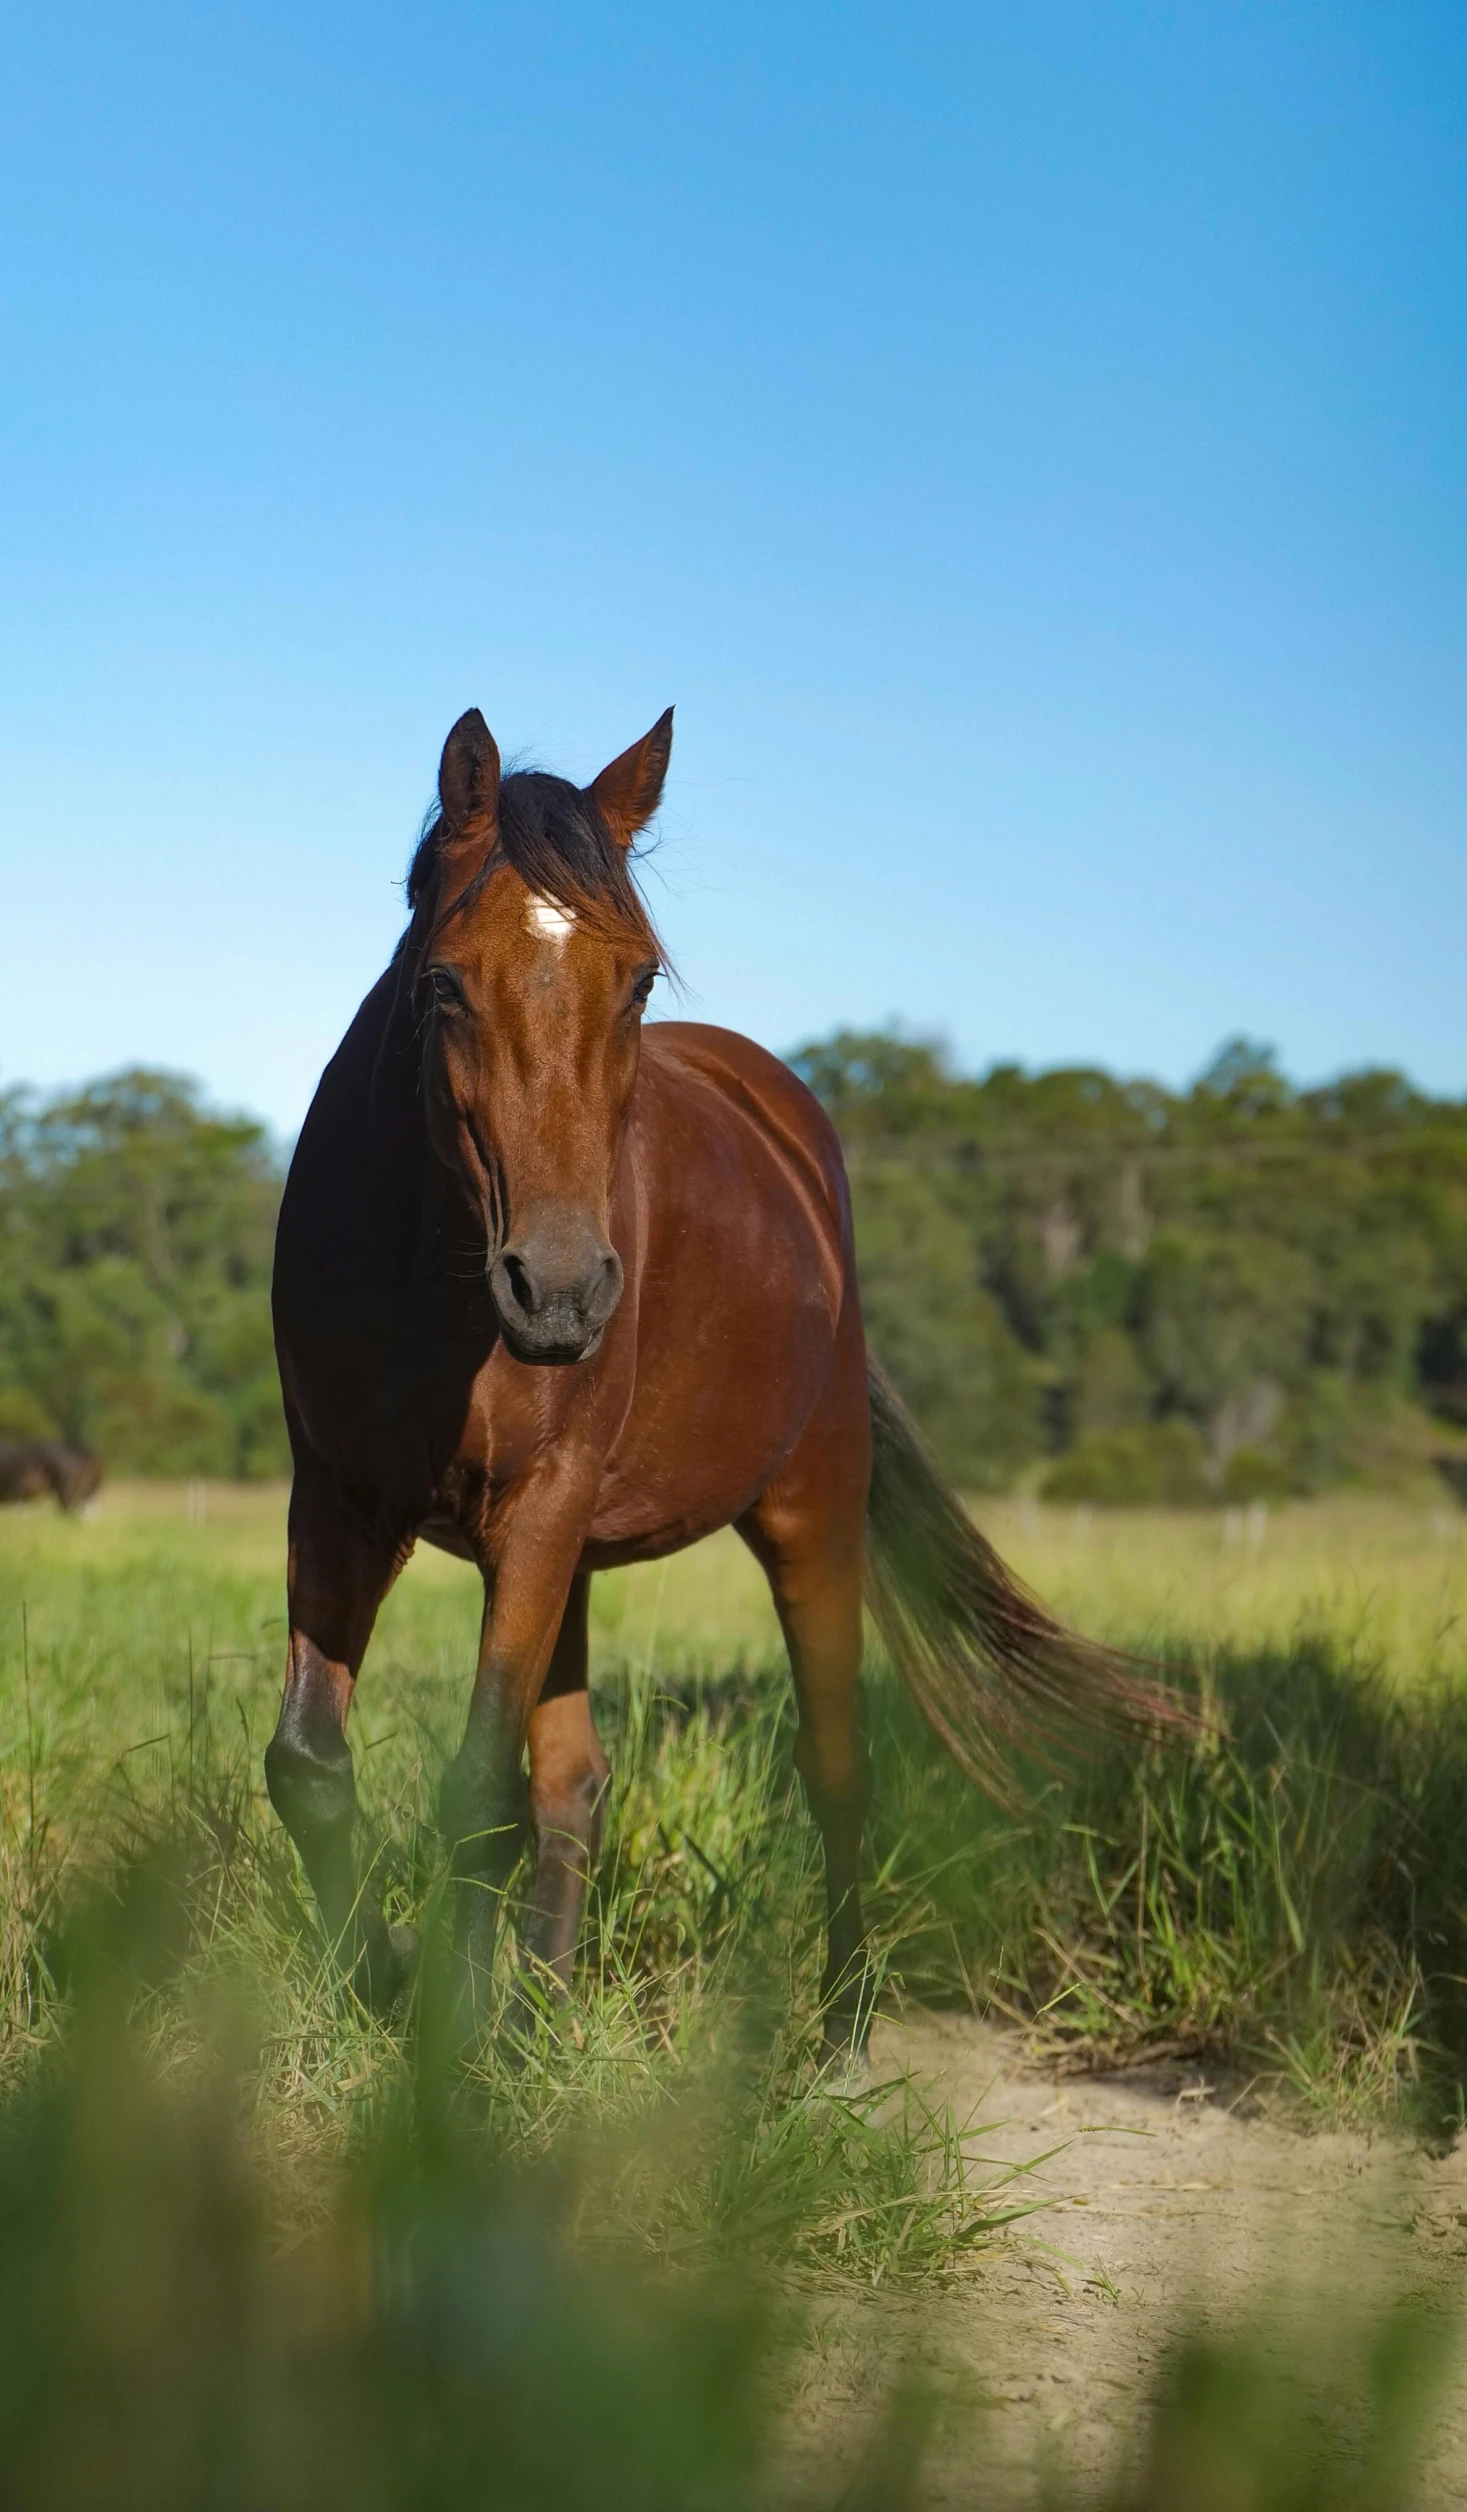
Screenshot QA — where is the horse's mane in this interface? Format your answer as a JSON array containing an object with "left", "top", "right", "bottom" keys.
[{"left": 403, "top": 771, "right": 664, "bottom": 964}]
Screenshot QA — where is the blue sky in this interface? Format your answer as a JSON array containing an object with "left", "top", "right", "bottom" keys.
[{"left": 1, "top": 2, "right": 1463, "bottom": 1132}]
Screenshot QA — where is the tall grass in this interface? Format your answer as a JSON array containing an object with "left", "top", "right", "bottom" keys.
[
  {"left": 863, "top": 1637, "right": 1467, "bottom": 2132},
  {"left": 7, "top": 1650, "right": 1056, "bottom": 2289},
  {"left": 7, "top": 1496, "right": 1467, "bottom": 2134}
]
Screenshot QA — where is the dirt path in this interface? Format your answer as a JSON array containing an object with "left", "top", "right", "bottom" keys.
[{"left": 797, "top": 2011, "right": 1467, "bottom": 2504}]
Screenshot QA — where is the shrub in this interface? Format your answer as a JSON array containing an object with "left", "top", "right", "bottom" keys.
[
  {"left": 1039, "top": 1420, "right": 1211, "bottom": 1506},
  {"left": 0, "top": 1388, "right": 56, "bottom": 1440},
  {"left": 1220, "top": 1445, "right": 1294, "bottom": 1503}
]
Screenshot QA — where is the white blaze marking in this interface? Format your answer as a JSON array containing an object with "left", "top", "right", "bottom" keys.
[{"left": 525, "top": 893, "right": 574, "bottom": 951}]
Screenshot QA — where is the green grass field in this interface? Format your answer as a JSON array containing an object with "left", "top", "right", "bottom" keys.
[
  {"left": 2, "top": 1482, "right": 1466, "bottom": 2505},
  {"left": 6, "top": 1478, "right": 1462, "bottom": 1772},
  {"left": 4, "top": 1480, "right": 1467, "bottom": 2103}
]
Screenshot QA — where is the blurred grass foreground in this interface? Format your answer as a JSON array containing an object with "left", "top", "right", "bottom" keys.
[
  {"left": 1, "top": 1939, "right": 1459, "bottom": 2512},
  {"left": 0, "top": 1956, "right": 1459, "bottom": 2512}
]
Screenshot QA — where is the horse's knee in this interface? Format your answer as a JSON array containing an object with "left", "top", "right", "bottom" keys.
[
  {"left": 530, "top": 1751, "right": 610, "bottom": 1871},
  {"left": 264, "top": 1717, "right": 355, "bottom": 1854},
  {"left": 794, "top": 1726, "right": 869, "bottom": 1824},
  {"left": 439, "top": 1742, "right": 528, "bottom": 1882},
  {"left": 529, "top": 1684, "right": 609, "bottom": 1862}
]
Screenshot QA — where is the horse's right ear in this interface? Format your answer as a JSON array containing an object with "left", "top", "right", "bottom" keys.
[{"left": 438, "top": 709, "right": 501, "bottom": 829}]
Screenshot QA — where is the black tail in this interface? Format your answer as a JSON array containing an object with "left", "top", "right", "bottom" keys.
[{"left": 863, "top": 1359, "right": 1189, "bottom": 1799}]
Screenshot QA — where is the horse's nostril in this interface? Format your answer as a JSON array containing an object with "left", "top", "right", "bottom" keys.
[
  {"left": 491, "top": 1232, "right": 621, "bottom": 1353},
  {"left": 499, "top": 1252, "right": 536, "bottom": 1317}
]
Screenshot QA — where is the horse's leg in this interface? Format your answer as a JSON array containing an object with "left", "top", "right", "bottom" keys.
[
  {"left": 438, "top": 1503, "right": 588, "bottom": 2027},
  {"left": 739, "top": 1361, "right": 873, "bottom": 2060},
  {"left": 510, "top": 1572, "right": 610, "bottom": 2019},
  {"left": 522, "top": 1574, "right": 609, "bottom": 1991},
  {"left": 263, "top": 1471, "right": 407, "bottom": 2010}
]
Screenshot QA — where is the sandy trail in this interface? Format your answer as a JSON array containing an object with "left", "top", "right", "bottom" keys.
[{"left": 795, "top": 2010, "right": 1467, "bottom": 2504}]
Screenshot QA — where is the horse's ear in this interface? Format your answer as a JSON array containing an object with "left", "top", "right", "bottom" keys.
[
  {"left": 438, "top": 708, "right": 501, "bottom": 830},
  {"left": 587, "top": 707, "right": 673, "bottom": 848}
]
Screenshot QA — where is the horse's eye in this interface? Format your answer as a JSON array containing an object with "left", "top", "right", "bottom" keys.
[
  {"left": 420, "top": 965, "right": 468, "bottom": 1018},
  {"left": 630, "top": 968, "right": 658, "bottom": 1010}
]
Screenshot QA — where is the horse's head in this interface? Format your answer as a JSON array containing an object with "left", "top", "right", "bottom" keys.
[{"left": 405, "top": 707, "right": 672, "bottom": 1365}]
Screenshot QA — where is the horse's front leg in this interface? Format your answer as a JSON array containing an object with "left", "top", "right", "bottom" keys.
[
  {"left": 517, "top": 1573, "right": 609, "bottom": 2005},
  {"left": 438, "top": 1504, "right": 591, "bottom": 2032},
  {"left": 264, "top": 1468, "right": 412, "bottom": 2012}
]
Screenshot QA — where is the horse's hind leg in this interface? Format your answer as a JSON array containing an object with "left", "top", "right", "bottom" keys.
[
  {"left": 264, "top": 1469, "right": 408, "bottom": 2011},
  {"left": 739, "top": 1373, "right": 873, "bottom": 2060},
  {"left": 514, "top": 1573, "right": 609, "bottom": 2013},
  {"left": 744, "top": 1518, "right": 871, "bottom": 2058}
]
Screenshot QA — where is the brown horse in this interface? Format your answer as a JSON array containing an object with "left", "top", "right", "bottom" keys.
[
  {"left": 268, "top": 707, "right": 1164, "bottom": 2049},
  {"left": 0, "top": 1440, "right": 102, "bottom": 1514}
]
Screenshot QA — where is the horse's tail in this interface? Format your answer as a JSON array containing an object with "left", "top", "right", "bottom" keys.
[{"left": 862, "top": 1358, "right": 1189, "bottom": 1799}]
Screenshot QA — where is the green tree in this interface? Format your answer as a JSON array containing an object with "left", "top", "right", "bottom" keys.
[
  {"left": 791, "top": 1028, "right": 1467, "bottom": 1498},
  {"left": 0, "top": 1071, "right": 286, "bottom": 1477},
  {"left": 846, "top": 1161, "right": 1038, "bottom": 1487}
]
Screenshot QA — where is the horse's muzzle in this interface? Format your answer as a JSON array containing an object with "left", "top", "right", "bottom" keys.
[{"left": 488, "top": 1219, "right": 625, "bottom": 1365}]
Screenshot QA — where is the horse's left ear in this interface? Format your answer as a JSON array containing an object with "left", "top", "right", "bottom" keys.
[{"left": 587, "top": 708, "right": 674, "bottom": 848}]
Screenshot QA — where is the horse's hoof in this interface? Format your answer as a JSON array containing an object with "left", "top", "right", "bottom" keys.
[
  {"left": 385, "top": 1923, "right": 420, "bottom": 2001},
  {"left": 496, "top": 1970, "right": 561, "bottom": 2068},
  {"left": 355, "top": 1922, "right": 419, "bottom": 2016},
  {"left": 436, "top": 1942, "right": 496, "bottom": 2059},
  {"left": 816, "top": 2034, "right": 873, "bottom": 2094}
]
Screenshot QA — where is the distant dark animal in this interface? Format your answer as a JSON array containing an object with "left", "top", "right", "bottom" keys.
[
  {"left": 268, "top": 706, "right": 1178, "bottom": 2049},
  {"left": 0, "top": 1440, "right": 102, "bottom": 1514}
]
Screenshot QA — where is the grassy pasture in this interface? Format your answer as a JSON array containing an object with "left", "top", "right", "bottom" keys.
[
  {"left": 987, "top": 1493, "right": 1467, "bottom": 1688},
  {"left": 2, "top": 1482, "right": 1467, "bottom": 2504},
  {"left": 4, "top": 1482, "right": 1467, "bottom": 2112},
  {"left": 8, "top": 1477, "right": 1464, "bottom": 1722}
]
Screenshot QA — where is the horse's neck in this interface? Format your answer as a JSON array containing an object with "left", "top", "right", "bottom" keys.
[{"left": 366, "top": 977, "right": 485, "bottom": 1314}]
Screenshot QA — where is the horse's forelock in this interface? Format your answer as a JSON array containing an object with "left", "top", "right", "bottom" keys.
[{"left": 405, "top": 771, "right": 664, "bottom": 964}]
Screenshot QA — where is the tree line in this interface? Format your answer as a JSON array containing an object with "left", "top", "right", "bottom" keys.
[
  {"left": 2, "top": 1039, "right": 1465, "bottom": 1496},
  {"left": 791, "top": 1031, "right": 1467, "bottom": 1501},
  {"left": 0, "top": 1072, "right": 283, "bottom": 1477}
]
